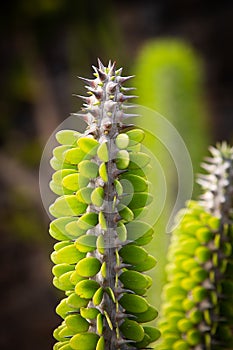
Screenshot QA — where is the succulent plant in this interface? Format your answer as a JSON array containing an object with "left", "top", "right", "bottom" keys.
[
  {"left": 159, "top": 143, "right": 233, "bottom": 350},
  {"left": 49, "top": 60, "right": 160, "bottom": 350}
]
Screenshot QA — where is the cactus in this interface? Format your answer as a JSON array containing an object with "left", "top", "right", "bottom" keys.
[
  {"left": 49, "top": 60, "right": 160, "bottom": 350},
  {"left": 159, "top": 143, "right": 233, "bottom": 350},
  {"left": 134, "top": 39, "right": 210, "bottom": 179},
  {"left": 132, "top": 39, "right": 211, "bottom": 309}
]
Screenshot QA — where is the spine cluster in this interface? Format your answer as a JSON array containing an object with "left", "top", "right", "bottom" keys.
[
  {"left": 49, "top": 60, "right": 160, "bottom": 350},
  {"left": 159, "top": 143, "right": 233, "bottom": 350}
]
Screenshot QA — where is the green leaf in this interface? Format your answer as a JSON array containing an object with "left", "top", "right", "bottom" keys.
[
  {"left": 53, "top": 169, "right": 78, "bottom": 185},
  {"left": 114, "top": 179, "right": 123, "bottom": 195},
  {"left": 62, "top": 173, "right": 89, "bottom": 191},
  {"left": 119, "top": 270, "right": 150, "bottom": 290},
  {"left": 93, "top": 287, "right": 104, "bottom": 306},
  {"left": 75, "top": 280, "right": 99, "bottom": 299},
  {"left": 135, "top": 334, "right": 151, "bottom": 349},
  {"left": 120, "top": 174, "right": 148, "bottom": 192},
  {"left": 63, "top": 148, "right": 86, "bottom": 164},
  {"left": 96, "top": 235, "right": 105, "bottom": 254},
  {"left": 126, "top": 128, "right": 145, "bottom": 146},
  {"left": 96, "top": 336, "right": 105, "bottom": 350},
  {"left": 67, "top": 293, "right": 89, "bottom": 309},
  {"left": 53, "top": 271, "right": 74, "bottom": 291},
  {"left": 91, "top": 187, "right": 104, "bottom": 207},
  {"left": 53, "top": 145, "right": 72, "bottom": 161},
  {"left": 144, "top": 326, "right": 161, "bottom": 342},
  {"left": 119, "top": 245, "right": 148, "bottom": 265},
  {"left": 55, "top": 245, "right": 86, "bottom": 264},
  {"left": 77, "top": 137, "right": 99, "bottom": 156},
  {"left": 119, "top": 294, "right": 149, "bottom": 313},
  {"left": 76, "top": 257, "right": 101, "bottom": 277},
  {"left": 56, "top": 130, "right": 81, "bottom": 145},
  {"left": 132, "top": 305, "right": 158, "bottom": 322},
  {"left": 59, "top": 326, "right": 76, "bottom": 339},
  {"left": 50, "top": 217, "right": 78, "bottom": 240},
  {"left": 99, "top": 162, "right": 108, "bottom": 182},
  {"left": 100, "top": 262, "right": 107, "bottom": 278},
  {"left": 76, "top": 212, "right": 98, "bottom": 230},
  {"left": 119, "top": 206, "right": 134, "bottom": 222},
  {"left": 54, "top": 240, "right": 71, "bottom": 251},
  {"left": 116, "top": 150, "right": 130, "bottom": 169},
  {"left": 116, "top": 222, "right": 127, "bottom": 242},
  {"left": 96, "top": 314, "right": 103, "bottom": 336},
  {"left": 76, "top": 187, "right": 93, "bottom": 204},
  {"left": 70, "top": 333, "right": 99, "bottom": 350},
  {"left": 52, "top": 264, "right": 75, "bottom": 278},
  {"left": 80, "top": 307, "right": 100, "bottom": 319},
  {"left": 97, "top": 141, "right": 109, "bottom": 162},
  {"left": 128, "top": 254, "right": 157, "bottom": 272},
  {"left": 129, "top": 152, "right": 150, "bottom": 169},
  {"left": 120, "top": 319, "right": 144, "bottom": 342},
  {"left": 66, "top": 314, "right": 89, "bottom": 333},
  {"left": 98, "top": 211, "right": 107, "bottom": 230},
  {"left": 49, "top": 180, "right": 73, "bottom": 196},
  {"left": 173, "top": 339, "right": 189, "bottom": 350},
  {"left": 78, "top": 160, "right": 99, "bottom": 179},
  {"left": 65, "top": 221, "right": 86, "bottom": 238},
  {"left": 69, "top": 271, "right": 85, "bottom": 286},
  {"left": 116, "top": 133, "right": 129, "bottom": 149},
  {"left": 50, "top": 156, "right": 77, "bottom": 171},
  {"left": 56, "top": 298, "right": 74, "bottom": 319},
  {"left": 121, "top": 192, "right": 153, "bottom": 209},
  {"left": 49, "top": 195, "right": 87, "bottom": 218},
  {"left": 75, "top": 235, "right": 97, "bottom": 253}
]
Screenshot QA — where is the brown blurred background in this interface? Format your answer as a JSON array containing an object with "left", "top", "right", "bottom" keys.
[{"left": 0, "top": 0, "right": 233, "bottom": 349}]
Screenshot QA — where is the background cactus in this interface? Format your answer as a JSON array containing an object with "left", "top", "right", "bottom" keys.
[
  {"left": 159, "top": 143, "right": 233, "bottom": 350},
  {"left": 132, "top": 39, "right": 211, "bottom": 310},
  {"left": 134, "top": 39, "right": 210, "bottom": 182},
  {"left": 49, "top": 60, "right": 160, "bottom": 350}
]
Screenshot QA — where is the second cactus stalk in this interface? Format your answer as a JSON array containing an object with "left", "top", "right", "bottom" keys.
[{"left": 159, "top": 143, "right": 233, "bottom": 350}]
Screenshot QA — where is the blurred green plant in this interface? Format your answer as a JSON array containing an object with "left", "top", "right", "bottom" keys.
[
  {"left": 159, "top": 143, "right": 233, "bottom": 350},
  {"left": 134, "top": 38, "right": 210, "bottom": 192},
  {"left": 132, "top": 39, "right": 211, "bottom": 310}
]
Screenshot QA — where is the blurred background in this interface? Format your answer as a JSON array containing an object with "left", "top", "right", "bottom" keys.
[{"left": 0, "top": 0, "right": 233, "bottom": 349}]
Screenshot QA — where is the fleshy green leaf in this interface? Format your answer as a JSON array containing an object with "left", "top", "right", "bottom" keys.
[
  {"left": 76, "top": 257, "right": 101, "bottom": 277},
  {"left": 120, "top": 319, "right": 144, "bottom": 342},
  {"left": 119, "top": 245, "right": 148, "bottom": 265},
  {"left": 116, "top": 133, "right": 129, "bottom": 149},
  {"left": 49, "top": 195, "right": 87, "bottom": 218},
  {"left": 75, "top": 235, "right": 97, "bottom": 253},
  {"left": 119, "top": 294, "right": 149, "bottom": 313},
  {"left": 75, "top": 280, "right": 99, "bottom": 299},
  {"left": 78, "top": 160, "right": 99, "bottom": 179},
  {"left": 66, "top": 314, "right": 89, "bottom": 333},
  {"left": 97, "top": 141, "right": 109, "bottom": 162},
  {"left": 76, "top": 212, "right": 98, "bottom": 230},
  {"left": 56, "top": 130, "right": 81, "bottom": 145},
  {"left": 64, "top": 147, "right": 86, "bottom": 164},
  {"left": 116, "top": 150, "right": 130, "bottom": 169},
  {"left": 77, "top": 136, "right": 99, "bottom": 156},
  {"left": 70, "top": 333, "right": 99, "bottom": 350},
  {"left": 91, "top": 187, "right": 104, "bottom": 207}
]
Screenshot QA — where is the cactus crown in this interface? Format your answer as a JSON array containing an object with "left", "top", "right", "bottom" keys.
[
  {"left": 49, "top": 60, "right": 160, "bottom": 350},
  {"left": 159, "top": 143, "right": 233, "bottom": 350},
  {"left": 197, "top": 142, "right": 233, "bottom": 222}
]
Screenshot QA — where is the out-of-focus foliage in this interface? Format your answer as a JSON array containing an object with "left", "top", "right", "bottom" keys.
[
  {"left": 132, "top": 39, "right": 211, "bottom": 312},
  {"left": 134, "top": 39, "right": 210, "bottom": 184}
]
